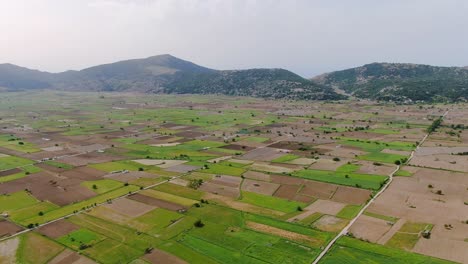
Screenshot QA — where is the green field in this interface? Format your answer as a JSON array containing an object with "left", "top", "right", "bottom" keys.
[
  {"left": 9, "top": 201, "right": 59, "bottom": 225},
  {"left": 336, "top": 205, "right": 363, "bottom": 220},
  {"left": 199, "top": 163, "right": 246, "bottom": 176},
  {"left": 43, "top": 160, "right": 74, "bottom": 170},
  {"left": 153, "top": 182, "right": 204, "bottom": 200},
  {"left": 81, "top": 179, "right": 124, "bottom": 194},
  {"left": 271, "top": 154, "right": 301, "bottom": 163},
  {"left": 57, "top": 228, "right": 105, "bottom": 250},
  {"left": 320, "top": 236, "right": 454, "bottom": 264},
  {"left": 0, "top": 156, "right": 35, "bottom": 171},
  {"left": 293, "top": 169, "right": 387, "bottom": 190},
  {"left": 240, "top": 191, "right": 306, "bottom": 213},
  {"left": 0, "top": 191, "right": 39, "bottom": 212}
]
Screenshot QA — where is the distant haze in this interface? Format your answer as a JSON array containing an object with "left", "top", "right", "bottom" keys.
[{"left": 1, "top": 0, "right": 468, "bottom": 77}]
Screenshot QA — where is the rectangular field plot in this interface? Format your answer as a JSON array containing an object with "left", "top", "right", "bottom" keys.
[
  {"left": 293, "top": 169, "right": 387, "bottom": 190},
  {"left": 320, "top": 236, "right": 453, "bottom": 264}
]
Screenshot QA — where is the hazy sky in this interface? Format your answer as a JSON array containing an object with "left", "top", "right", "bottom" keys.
[{"left": 1, "top": 0, "right": 468, "bottom": 77}]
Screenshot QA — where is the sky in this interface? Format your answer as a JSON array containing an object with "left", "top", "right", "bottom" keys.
[{"left": 1, "top": 0, "right": 468, "bottom": 77}]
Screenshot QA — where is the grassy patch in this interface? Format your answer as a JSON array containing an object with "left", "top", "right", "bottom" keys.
[
  {"left": 271, "top": 154, "right": 300, "bottom": 163},
  {"left": 153, "top": 183, "right": 204, "bottom": 200},
  {"left": 336, "top": 163, "right": 360, "bottom": 173},
  {"left": 199, "top": 163, "right": 246, "bottom": 176},
  {"left": 9, "top": 201, "right": 59, "bottom": 225},
  {"left": 0, "top": 191, "right": 38, "bottom": 212},
  {"left": 81, "top": 179, "right": 124, "bottom": 194},
  {"left": 336, "top": 205, "right": 363, "bottom": 220},
  {"left": 131, "top": 208, "right": 184, "bottom": 234},
  {"left": 386, "top": 233, "right": 420, "bottom": 250},
  {"left": 363, "top": 211, "right": 398, "bottom": 223},
  {"left": 43, "top": 160, "right": 74, "bottom": 170},
  {"left": 395, "top": 169, "right": 413, "bottom": 177},
  {"left": 57, "top": 228, "right": 105, "bottom": 250},
  {"left": 298, "top": 212, "right": 324, "bottom": 225},
  {"left": 293, "top": 169, "right": 387, "bottom": 190},
  {"left": 0, "top": 156, "right": 34, "bottom": 171},
  {"left": 240, "top": 191, "right": 306, "bottom": 213},
  {"left": 321, "top": 236, "right": 454, "bottom": 264},
  {"left": 140, "top": 189, "right": 198, "bottom": 207}
]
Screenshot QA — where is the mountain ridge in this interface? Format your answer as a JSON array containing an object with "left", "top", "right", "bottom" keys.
[
  {"left": 0, "top": 54, "right": 344, "bottom": 100},
  {"left": 312, "top": 62, "right": 468, "bottom": 102}
]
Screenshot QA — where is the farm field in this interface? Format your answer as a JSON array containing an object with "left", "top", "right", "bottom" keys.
[{"left": 0, "top": 91, "right": 465, "bottom": 263}]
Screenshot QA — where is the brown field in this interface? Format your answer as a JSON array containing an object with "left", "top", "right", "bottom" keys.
[
  {"left": 409, "top": 154, "right": 468, "bottom": 172},
  {"left": 331, "top": 186, "right": 371, "bottom": 205},
  {"left": 299, "top": 181, "right": 337, "bottom": 200},
  {"left": 348, "top": 215, "right": 393, "bottom": 242},
  {"left": 48, "top": 249, "right": 96, "bottom": 264},
  {"left": 241, "top": 147, "right": 285, "bottom": 161},
  {"left": 273, "top": 184, "right": 300, "bottom": 200},
  {"left": 103, "top": 197, "right": 155, "bottom": 217},
  {"left": 312, "top": 215, "right": 348, "bottom": 232},
  {"left": 241, "top": 179, "right": 280, "bottom": 195},
  {"left": 305, "top": 199, "right": 346, "bottom": 215},
  {"left": 0, "top": 221, "right": 23, "bottom": 238},
  {"left": 0, "top": 168, "right": 21, "bottom": 177},
  {"left": 243, "top": 171, "right": 271, "bottom": 181},
  {"left": 199, "top": 182, "right": 240, "bottom": 198},
  {"left": 0, "top": 171, "right": 96, "bottom": 206},
  {"left": 127, "top": 193, "right": 185, "bottom": 211},
  {"left": 210, "top": 175, "right": 242, "bottom": 188},
  {"left": 38, "top": 219, "right": 80, "bottom": 238},
  {"left": 143, "top": 248, "right": 188, "bottom": 264}
]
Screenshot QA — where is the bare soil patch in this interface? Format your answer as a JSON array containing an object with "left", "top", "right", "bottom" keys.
[
  {"left": 243, "top": 171, "right": 271, "bottom": 181},
  {"left": 103, "top": 197, "right": 155, "bottom": 217},
  {"left": 128, "top": 193, "right": 185, "bottom": 211},
  {"left": 331, "top": 186, "right": 371, "bottom": 205},
  {"left": 38, "top": 219, "right": 80, "bottom": 238},
  {"left": 312, "top": 215, "right": 348, "bottom": 232},
  {"left": 0, "top": 237, "right": 19, "bottom": 264},
  {"left": 348, "top": 215, "right": 392, "bottom": 243},
  {"left": 199, "top": 182, "right": 240, "bottom": 198},
  {"left": 0, "top": 168, "right": 21, "bottom": 177},
  {"left": 0, "top": 221, "right": 23, "bottom": 238},
  {"left": 60, "top": 167, "right": 107, "bottom": 181},
  {"left": 305, "top": 199, "right": 346, "bottom": 215},
  {"left": 241, "top": 147, "right": 286, "bottom": 161},
  {"left": 143, "top": 248, "right": 188, "bottom": 264},
  {"left": 165, "top": 164, "right": 199, "bottom": 173},
  {"left": 241, "top": 179, "right": 280, "bottom": 195},
  {"left": 221, "top": 144, "right": 255, "bottom": 151},
  {"left": 210, "top": 175, "right": 242, "bottom": 188},
  {"left": 299, "top": 180, "right": 337, "bottom": 200},
  {"left": 250, "top": 162, "right": 293, "bottom": 174},
  {"left": 273, "top": 184, "right": 300, "bottom": 200}
]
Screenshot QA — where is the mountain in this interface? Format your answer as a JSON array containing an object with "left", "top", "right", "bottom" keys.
[
  {"left": 0, "top": 64, "right": 54, "bottom": 90},
  {"left": 313, "top": 62, "right": 468, "bottom": 103},
  {"left": 0, "top": 55, "right": 344, "bottom": 101}
]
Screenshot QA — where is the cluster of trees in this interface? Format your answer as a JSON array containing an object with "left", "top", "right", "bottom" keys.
[{"left": 427, "top": 117, "right": 443, "bottom": 133}]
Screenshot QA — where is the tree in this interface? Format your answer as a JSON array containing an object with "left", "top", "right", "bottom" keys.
[
  {"left": 92, "top": 184, "right": 98, "bottom": 190},
  {"left": 194, "top": 220, "right": 204, "bottom": 228}
]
